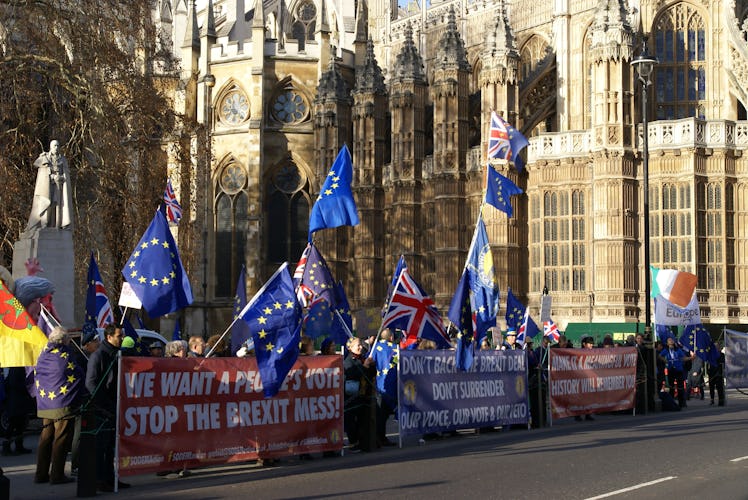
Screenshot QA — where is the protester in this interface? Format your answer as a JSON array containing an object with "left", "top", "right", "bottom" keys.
[
  {"left": 149, "top": 340, "right": 165, "bottom": 357},
  {"left": 1, "top": 367, "right": 33, "bottom": 456},
  {"left": 70, "top": 329, "right": 100, "bottom": 475},
  {"left": 575, "top": 336, "right": 596, "bottom": 422},
  {"left": 504, "top": 330, "right": 517, "bottom": 350},
  {"left": 707, "top": 345, "right": 725, "bottom": 406},
  {"left": 658, "top": 337, "right": 692, "bottom": 408},
  {"left": 343, "top": 337, "right": 375, "bottom": 452},
  {"left": 166, "top": 340, "right": 189, "bottom": 358},
  {"left": 204, "top": 334, "right": 230, "bottom": 357},
  {"left": 34, "top": 327, "right": 85, "bottom": 484},
  {"left": 188, "top": 335, "right": 206, "bottom": 357},
  {"left": 320, "top": 338, "right": 336, "bottom": 355},
  {"left": 85, "top": 324, "right": 129, "bottom": 492},
  {"left": 480, "top": 337, "right": 492, "bottom": 351},
  {"left": 120, "top": 335, "right": 138, "bottom": 356},
  {"left": 299, "top": 335, "right": 314, "bottom": 356},
  {"left": 687, "top": 355, "right": 705, "bottom": 400},
  {"left": 371, "top": 329, "right": 398, "bottom": 447}
]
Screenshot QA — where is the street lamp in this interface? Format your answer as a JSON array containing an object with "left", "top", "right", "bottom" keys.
[
  {"left": 201, "top": 73, "right": 216, "bottom": 338},
  {"left": 632, "top": 42, "right": 657, "bottom": 412}
]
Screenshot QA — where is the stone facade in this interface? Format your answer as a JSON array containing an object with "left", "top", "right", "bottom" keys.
[{"left": 161, "top": 0, "right": 748, "bottom": 336}]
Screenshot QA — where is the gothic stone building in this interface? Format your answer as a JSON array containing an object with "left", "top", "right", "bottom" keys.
[{"left": 162, "top": 0, "right": 748, "bottom": 341}]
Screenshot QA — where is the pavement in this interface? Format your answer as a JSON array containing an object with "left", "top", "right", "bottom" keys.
[{"left": 0, "top": 388, "right": 736, "bottom": 499}]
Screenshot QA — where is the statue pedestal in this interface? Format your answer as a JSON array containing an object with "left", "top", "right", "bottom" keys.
[{"left": 12, "top": 228, "right": 75, "bottom": 328}]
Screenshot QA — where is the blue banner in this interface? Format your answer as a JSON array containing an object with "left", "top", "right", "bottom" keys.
[
  {"left": 397, "top": 350, "right": 529, "bottom": 437},
  {"left": 725, "top": 329, "right": 748, "bottom": 389}
]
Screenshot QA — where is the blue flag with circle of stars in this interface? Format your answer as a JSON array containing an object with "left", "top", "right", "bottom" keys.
[
  {"left": 370, "top": 338, "right": 399, "bottom": 408},
  {"left": 122, "top": 209, "right": 193, "bottom": 318},
  {"left": 34, "top": 341, "right": 85, "bottom": 415},
  {"left": 465, "top": 216, "right": 499, "bottom": 343},
  {"left": 448, "top": 269, "right": 476, "bottom": 371},
  {"left": 655, "top": 324, "right": 676, "bottom": 345},
  {"left": 230, "top": 266, "right": 251, "bottom": 354},
  {"left": 308, "top": 144, "right": 359, "bottom": 240},
  {"left": 680, "top": 323, "right": 720, "bottom": 365},
  {"left": 505, "top": 288, "right": 525, "bottom": 332},
  {"left": 485, "top": 165, "right": 523, "bottom": 218},
  {"left": 239, "top": 262, "right": 302, "bottom": 398},
  {"left": 297, "top": 243, "right": 336, "bottom": 306}
]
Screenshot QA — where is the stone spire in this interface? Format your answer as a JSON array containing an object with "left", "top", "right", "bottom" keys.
[
  {"left": 392, "top": 23, "right": 425, "bottom": 82},
  {"left": 435, "top": 6, "right": 469, "bottom": 71},
  {"left": 590, "top": 0, "right": 635, "bottom": 63},
  {"left": 480, "top": 3, "right": 519, "bottom": 85},
  {"left": 204, "top": 0, "right": 216, "bottom": 38},
  {"left": 182, "top": 0, "right": 199, "bottom": 49},
  {"left": 252, "top": 0, "right": 265, "bottom": 29},
  {"left": 355, "top": 38, "right": 386, "bottom": 95},
  {"left": 317, "top": 51, "right": 349, "bottom": 101}
]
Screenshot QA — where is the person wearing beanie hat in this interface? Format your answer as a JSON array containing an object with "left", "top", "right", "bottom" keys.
[{"left": 120, "top": 336, "right": 138, "bottom": 356}]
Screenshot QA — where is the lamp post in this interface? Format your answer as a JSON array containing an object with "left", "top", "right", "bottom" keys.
[
  {"left": 632, "top": 43, "right": 657, "bottom": 412},
  {"left": 201, "top": 72, "right": 216, "bottom": 338}
]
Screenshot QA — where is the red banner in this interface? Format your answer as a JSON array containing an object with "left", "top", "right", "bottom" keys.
[
  {"left": 117, "top": 356, "right": 343, "bottom": 476},
  {"left": 549, "top": 348, "right": 637, "bottom": 419}
]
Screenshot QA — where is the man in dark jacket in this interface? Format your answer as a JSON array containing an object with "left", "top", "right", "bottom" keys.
[{"left": 85, "top": 324, "right": 128, "bottom": 492}]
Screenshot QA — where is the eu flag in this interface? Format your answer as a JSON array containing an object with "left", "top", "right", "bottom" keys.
[
  {"left": 121, "top": 209, "right": 193, "bottom": 317},
  {"left": 448, "top": 270, "right": 475, "bottom": 371},
  {"left": 303, "top": 297, "right": 333, "bottom": 339},
  {"left": 172, "top": 318, "right": 181, "bottom": 341},
  {"left": 308, "top": 144, "right": 360, "bottom": 240},
  {"left": 465, "top": 217, "right": 499, "bottom": 341},
  {"left": 680, "top": 323, "right": 720, "bottom": 365},
  {"left": 370, "top": 338, "right": 399, "bottom": 407},
  {"left": 485, "top": 165, "right": 523, "bottom": 217},
  {"left": 296, "top": 243, "right": 336, "bottom": 307},
  {"left": 34, "top": 341, "right": 85, "bottom": 416},
  {"left": 505, "top": 288, "right": 525, "bottom": 331},
  {"left": 239, "top": 263, "right": 302, "bottom": 398},
  {"left": 85, "top": 253, "right": 114, "bottom": 329},
  {"left": 231, "top": 266, "right": 251, "bottom": 355}
]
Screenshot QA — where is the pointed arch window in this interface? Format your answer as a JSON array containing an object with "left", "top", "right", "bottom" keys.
[
  {"left": 266, "top": 161, "right": 312, "bottom": 264},
  {"left": 653, "top": 4, "right": 707, "bottom": 119},
  {"left": 292, "top": 0, "right": 317, "bottom": 51},
  {"left": 215, "top": 162, "right": 248, "bottom": 298}
]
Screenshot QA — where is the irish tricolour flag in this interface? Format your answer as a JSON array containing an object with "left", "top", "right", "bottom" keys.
[{"left": 650, "top": 267, "right": 697, "bottom": 308}]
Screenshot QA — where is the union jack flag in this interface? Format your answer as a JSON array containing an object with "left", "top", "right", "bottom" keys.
[
  {"left": 487, "top": 111, "right": 529, "bottom": 171},
  {"left": 382, "top": 269, "right": 451, "bottom": 349},
  {"left": 488, "top": 111, "right": 512, "bottom": 160},
  {"left": 517, "top": 307, "right": 539, "bottom": 349},
  {"left": 543, "top": 319, "right": 560, "bottom": 343},
  {"left": 85, "top": 253, "right": 114, "bottom": 328},
  {"left": 163, "top": 178, "right": 183, "bottom": 223}
]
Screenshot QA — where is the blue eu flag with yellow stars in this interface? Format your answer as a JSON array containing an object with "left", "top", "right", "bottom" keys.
[
  {"left": 485, "top": 165, "right": 523, "bottom": 218},
  {"left": 239, "top": 262, "right": 302, "bottom": 398},
  {"left": 34, "top": 341, "right": 85, "bottom": 415},
  {"left": 122, "top": 209, "right": 193, "bottom": 317},
  {"left": 231, "top": 266, "right": 251, "bottom": 354},
  {"left": 308, "top": 144, "right": 360, "bottom": 240},
  {"left": 680, "top": 323, "right": 720, "bottom": 365},
  {"left": 370, "top": 338, "right": 398, "bottom": 407},
  {"left": 330, "top": 281, "right": 353, "bottom": 344},
  {"left": 505, "top": 288, "right": 525, "bottom": 332},
  {"left": 465, "top": 216, "right": 499, "bottom": 342},
  {"left": 448, "top": 269, "right": 475, "bottom": 371}
]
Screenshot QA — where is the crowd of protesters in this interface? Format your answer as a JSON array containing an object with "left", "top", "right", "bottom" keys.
[{"left": 2, "top": 316, "right": 730, "bottom": 495}]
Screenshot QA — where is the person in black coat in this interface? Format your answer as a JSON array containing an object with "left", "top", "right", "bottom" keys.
[
  {"left": 85, "top": 325, "right": 128, "bottom": 492},
  {"left": 707, "top": 347, "right": 726, "bottom": 406}
]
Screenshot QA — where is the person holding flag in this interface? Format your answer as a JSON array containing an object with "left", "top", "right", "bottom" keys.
[{"left": 34, "top": 327, "right": 85, "bottom": 485}]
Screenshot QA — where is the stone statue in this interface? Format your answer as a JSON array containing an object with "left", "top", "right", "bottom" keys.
[{"left": 25, "top": 140, "right": 73, "bottom": 233}]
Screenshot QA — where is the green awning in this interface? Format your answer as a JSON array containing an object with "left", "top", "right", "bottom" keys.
[{"left": 563, "top": 322, "right": 646, "bottom": 344}]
